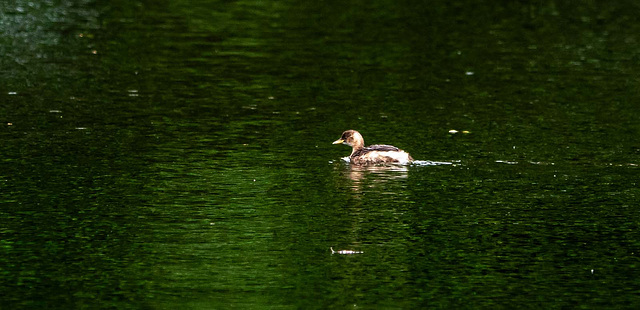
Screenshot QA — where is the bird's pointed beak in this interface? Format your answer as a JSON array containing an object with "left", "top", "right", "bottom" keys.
[{"left": 332, "top": 139, "right": 344, "bottom": 145}]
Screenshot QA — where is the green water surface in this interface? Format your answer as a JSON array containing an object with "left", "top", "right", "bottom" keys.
[{"left": 2, "top": 0, "right": 640, "bottom": 308}]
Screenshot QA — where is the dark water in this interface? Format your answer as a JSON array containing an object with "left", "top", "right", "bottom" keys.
[{"left": 2, "top": 0, "right": 640, "bottom": 308}]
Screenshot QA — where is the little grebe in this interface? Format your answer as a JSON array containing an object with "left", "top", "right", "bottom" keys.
[{"left": 332, "top": 130, "right": 413, "bottom": 165}]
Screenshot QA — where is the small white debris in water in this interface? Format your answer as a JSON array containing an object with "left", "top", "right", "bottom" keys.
[
  {"left": 448, "top": 129, "right": 458, "bottom": 134},
  {"left": 496, "top": 160, "right": 518, "bottom": 165},
  {"left": 330, "top": 247, "right": 363, "bottom": 255},
  {"left": 462, "top": 130, "right": 470, "bottom": 134},
  {"left": 49, "top": 110, "right": 62, "bottom": 113},
  {"left": 8, "top": 92, "right": 17, "bottom": 95},
  {"left": 75, "top": 127, "right": 87, "bottom": 130},
  {"left": 466, "top": 71, "right": 474, "bottom": 75},
  {"left": 591, "top": 269, "right": 594, "bottom": 274}
]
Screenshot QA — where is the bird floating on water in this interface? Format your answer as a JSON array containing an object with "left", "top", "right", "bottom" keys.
[{"left": 333, "top": 130, "right": 413, "bottom": 165}]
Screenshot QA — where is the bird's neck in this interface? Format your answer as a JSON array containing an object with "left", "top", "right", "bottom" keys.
[{"left": 350, "top": 142, "right": 364, "bottom": 156}]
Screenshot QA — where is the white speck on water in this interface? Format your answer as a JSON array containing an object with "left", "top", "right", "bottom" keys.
[
  {"left": 8, "top": 92, "right": 17, "bottom": 95},
  {"left": 496, "top": 160, "right": 518, "bottom": 165},
  {"left": 49, "top": 110, "right": 62, "bottom": 113},
  {"left": 330, "top": 247, "right": 363, "bottom": 255},
  {"left": 465, "top": 71, "right": 474, "bottom": 76}
]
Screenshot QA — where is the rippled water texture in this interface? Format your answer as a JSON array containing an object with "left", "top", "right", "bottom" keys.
[{"left": 2, "top": 0, "right": 640, "bottom": 308}]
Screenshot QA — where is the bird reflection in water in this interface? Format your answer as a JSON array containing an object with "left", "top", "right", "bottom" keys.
[{"left": 337, "top": 162, "right": 409, "bottom": 193}]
